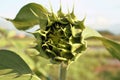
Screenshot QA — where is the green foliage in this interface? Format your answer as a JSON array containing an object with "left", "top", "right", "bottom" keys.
[
  {"left": 83, "top": 27, "right": 120, "bottom": 60},
  {"left": 0, "top": 50, "right": 40, "bottom": 80},
  {"left": 7, "top": 3, "right": 120, "bottom": 64},
  {"left": 0, "top": 36, "right": 51, "bottom": 80},
  {"left": 6, "top": 3, "right": 49, "bottom": 30},
  {"left": 7, "top": 3, "right": 88, "bottom": 64},
  {"left": 0, "top": 27, "right": 8, "bottom": 37},
  {"left": 0, "top": 2, "right": 120, "bottom": 80},
  {"left": 99, "top": 70, "right": 120, "bottom": 80},
  {"left": 0, "top": 35, "right": 120, "bottom": 80}
]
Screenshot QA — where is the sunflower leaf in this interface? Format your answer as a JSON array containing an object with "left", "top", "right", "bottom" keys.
[
  {"left": 0, "top": 50, "right": 40, "bottom": 80},
  {"left": 6, "top": 3, "right": 49, "bottom": 30},
  {"left": 82, "top": 27, "right": 120, "bottom": 60}
]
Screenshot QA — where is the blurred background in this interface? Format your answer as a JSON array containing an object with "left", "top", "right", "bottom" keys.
[{"left": 0, "top": 0, "right": 120, "bottom": 80}]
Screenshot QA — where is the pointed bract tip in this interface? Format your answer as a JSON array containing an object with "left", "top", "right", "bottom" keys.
[
  {"left": 81, "top": 14, "right": 86, "bottom": 22},
  {"left": 5, "top": 18, "right": 12, "bottom": 21},
  {"left": 48, "top": 0, "right": 53, "bottom": 13},
  {"left": 60, "top": 0, "right": 62, "bottom": 11},
  {"left": 72, "top": 1, "right": 75, "bottom": 14}
]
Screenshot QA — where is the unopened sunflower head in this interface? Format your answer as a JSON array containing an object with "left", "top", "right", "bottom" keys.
[
  {"left": 33, "top": 6, "right": 87, "bottom": 64},
  {"left": 6, "top": 3, "right": 120, "bottom": 65}
]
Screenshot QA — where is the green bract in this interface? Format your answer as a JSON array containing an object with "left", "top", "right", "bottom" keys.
[
  {"left": 33, "top": 11, "right": 87, "bottom": 63},
  {"left": 6, "top": 3, "right": 120, "bottom": 64}
]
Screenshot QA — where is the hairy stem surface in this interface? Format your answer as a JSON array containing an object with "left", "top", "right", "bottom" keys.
[{"left": 59, "top": 62, "right": 68, "bottom": 80}]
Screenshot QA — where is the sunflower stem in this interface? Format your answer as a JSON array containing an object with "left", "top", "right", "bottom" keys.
[{"left": 59, "top": 62, "right": 68, "bottom": 80}]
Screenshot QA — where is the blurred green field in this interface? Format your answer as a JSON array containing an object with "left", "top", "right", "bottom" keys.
[{"left": 0, "top": 33, "right": 120, "bottom": 80}]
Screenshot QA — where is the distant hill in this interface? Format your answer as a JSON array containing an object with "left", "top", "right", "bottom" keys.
[
  {"left": 98, "top": 30, "right": 114, "bottom": 36},
  {"left": 107, "top": 24, "right": 120, "bottom": 35},
  {"left": 98, "top": 30, "right": 120, "bottom": 41}
]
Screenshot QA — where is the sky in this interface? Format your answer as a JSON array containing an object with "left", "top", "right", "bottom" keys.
[{"left": 0, "top": 0, "right": 120, "bottom": 34}]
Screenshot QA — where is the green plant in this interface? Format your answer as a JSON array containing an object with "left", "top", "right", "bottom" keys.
[{"left": 0, "top": 2, "right": 120, "bottom": 80}]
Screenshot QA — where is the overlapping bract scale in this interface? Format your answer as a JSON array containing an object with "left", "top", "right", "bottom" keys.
[{"left": 33, "top": 8, "right": 87, "bottom": 64}]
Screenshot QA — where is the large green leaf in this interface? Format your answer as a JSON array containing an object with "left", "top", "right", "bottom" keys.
[
  {"left": 82, "top": 27, "right": 102, "bottom": 39},
  {"left": 0, "top": 74, "right": 40, "bottom": 80},
  {"left": 82, "top": 27, "right": 120, "bottom": 60},
  {"left": 0, "top": 50, "right": 40, "bottom": 80},
  {"left": 100, "top": 38, "right": 120, "bottom": 60},
  {"left": 10, "top": 40, "right": 35, "bottom": 70},
  {"left": 6, "top": 3, "right": 49, "bottom": 30}
]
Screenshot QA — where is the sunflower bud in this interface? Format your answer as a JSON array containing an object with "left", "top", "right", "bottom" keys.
[{"left": 33, "top": 7, "right": 87, "bottom": 64}]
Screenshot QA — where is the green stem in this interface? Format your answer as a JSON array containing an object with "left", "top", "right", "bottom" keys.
[{"left": 59, "top": 62, "right": 68, "bottom": 80}]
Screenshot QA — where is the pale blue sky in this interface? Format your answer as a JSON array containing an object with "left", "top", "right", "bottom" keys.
[{"left": 0, "top": 0, "right": 120, "bottom": 34}]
